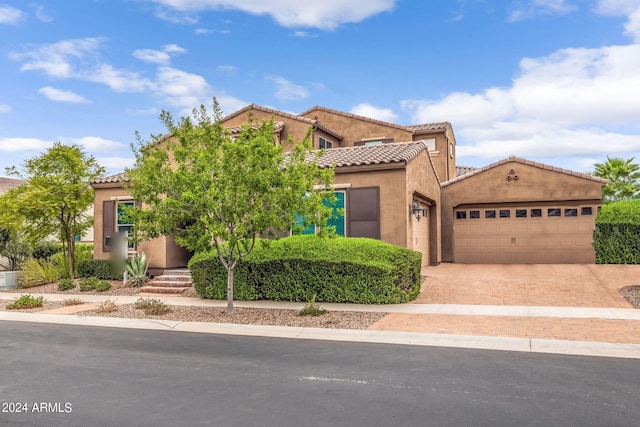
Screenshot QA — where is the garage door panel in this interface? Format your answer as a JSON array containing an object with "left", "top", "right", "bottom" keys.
[{"left": 454, "top": 205, "right": 597, "bottom": 264}]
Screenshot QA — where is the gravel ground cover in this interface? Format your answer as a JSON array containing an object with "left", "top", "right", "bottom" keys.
[
  {"left": 2, "top": 280, "right": 140, "bottom": 296},
  {"left": 620, "top": 286, "right": 640, "bottom": 309},
  {"left": 0, "top": 299, "right": 65, "bottom": 313}
]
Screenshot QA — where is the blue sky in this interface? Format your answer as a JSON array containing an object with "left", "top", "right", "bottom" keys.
[{"left": 1, "top": 0, "right": 639, "bottom": 176}]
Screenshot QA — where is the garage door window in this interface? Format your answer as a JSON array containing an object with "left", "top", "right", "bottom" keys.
[
  {"left": 456, "top": 211, "right": 467, "bottom": 219},
  {"left": 581, "top": 207, "right": 593, "bottom": 215},
  {"left": 531, "top": 208, "right": 542, "bottom": 217},
  {"left": 565, "top": 208, "right": 578, "bottom": 217},
  {"left": 485, "top": 210, "right": 496, "bottom": 219},
  {"left": 470, "top": 210, "right": 480, "bottom": 219},
  {"left": 516, "top": 209, "right": 527, "bottom": 218},
  {"left": 500, "top": 209, "right": 510, "bottom": 218},
  {"left": 548, "top": 208, "right": 561, "bottom": 217}
]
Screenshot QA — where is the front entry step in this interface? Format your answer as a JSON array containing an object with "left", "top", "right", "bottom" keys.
[{"left": 140, "top": 269, "right": 192, "bottom": 295}]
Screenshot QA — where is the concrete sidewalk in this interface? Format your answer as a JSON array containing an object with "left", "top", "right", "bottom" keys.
[{"left": 1, "top": 291, "right": 639, "bottom": 359}]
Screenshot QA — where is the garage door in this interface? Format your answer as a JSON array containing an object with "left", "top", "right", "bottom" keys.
[
  {"left": 454, "top": 205, "right": 598, "bottom": 264},
  {"left": 412, "top": 205, "right": 429, "bottom": 267}
]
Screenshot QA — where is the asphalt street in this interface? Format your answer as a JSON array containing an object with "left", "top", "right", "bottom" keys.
[{"left": 1, "top": 321, "right": 638, "bottom": 427}]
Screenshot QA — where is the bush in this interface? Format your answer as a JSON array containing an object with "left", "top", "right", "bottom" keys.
[
  {"left": 134, "top": 297, "right": 171, "bottom": 315},
  {"left": 189, "top": 235, "right": 422, "bottom": 304},
  {"left": 6, "top": 294, "right": 45, "bottom": 310},
  {"left": 57, "top": 278, "right": 75, "bottom": 291},
  {"left": 126, "top": 253, "right": 150, "bottom": 287},
  {"left": 18, "top": 258, "right": 61, "bottom": 288},
  {"left": 78, "top": 260, "right": 123, "bottom": 280},
  {"left": 79, "top": 276, "right": 111, "bottom": 292},
  {"left": 32, "top": 241, "right": 60, "bottom": 260},
  {"left": 299, "top": 294, "right": 327, "bottom": 316},
  {"left": 593, "top": 200, "right": 640, "bottom": 264},
  {"left": 96, "top": 299, "right": 117, "bottom": 314},
  {"left": 63, "top": 297, "right": 84, "bottom": 306}
]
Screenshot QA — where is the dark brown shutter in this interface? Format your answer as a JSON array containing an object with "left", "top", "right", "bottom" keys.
[
  {"left": 103, "top": 200, "right": 115, "bottom": 252},
  {"left": 347, "top": 187, "right": 380, "bottom": 239}
]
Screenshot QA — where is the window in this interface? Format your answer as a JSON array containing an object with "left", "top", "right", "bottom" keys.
[
  {"left": 470, "top": 210, "right": 480, "bottom": 219},
  {"left": 485, "top": 210, "right": 496, "bottom": 219},
  {"left": 581, "top": 207, "right": 593, "bottom": 216},
  {"left": 548, "top": 208, "right": 561, "bottom": 217},
  {"left": 365, "top": 141, "right": 382, "bottom": 147},
  {"left": 116, "top": 201, "right": 136, "bottom": 250},
  {"left": 516, "top": 209, "right": 527, "bottom": 218},
  {"left": 500, "top": 209, "right": 510, "bottom": 218},
  {"left": 293, "top": 191, "right": 345, "bottom": 236},
  {"left": 319, "top": 137, "right": 333, "bottom": 149},
  {"left": 456, "top": 211, "right": 467, "bottom": 219},
  {"left": 531, "top": 208, "right": 542, "bottom": 217},
  {"left": 564, "top": 208, "right": 578, "bottom": 217},
  {"left": 449, "top": 143, "right": 454, "bottom": 158}
]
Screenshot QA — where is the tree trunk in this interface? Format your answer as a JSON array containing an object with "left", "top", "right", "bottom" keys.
[{"left": 226, "top": 266, "right": 235, "bottom": 315}]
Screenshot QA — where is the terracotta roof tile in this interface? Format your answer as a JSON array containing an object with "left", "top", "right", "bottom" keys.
[
  {"left": 0, "top": 177, "right": 26, "bottom": 193},
  {"left": 442, "top": 156, "right": 607, "bottom": 187},
  {"left": 407, "top": 122, "right": 452, "bottom": 132},
  {"left": 92, "top": 172, "right": 129, "bottom": 184},
  {"left": 303, "top": 140, "right": 430, "bottom": 169}
]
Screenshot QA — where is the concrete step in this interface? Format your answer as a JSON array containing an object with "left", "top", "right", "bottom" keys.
[
  {"left": 147, "top": 280, "right": 192, "bottom": 288},
  {"left": 162, "top": 269, "right": 191, "bottom": 276},
  {"left": 152, "top": 275, "right": 192, "bottom": 282},
  {"left": 139, "top": 286, "right": 188, "bottom": 295}
]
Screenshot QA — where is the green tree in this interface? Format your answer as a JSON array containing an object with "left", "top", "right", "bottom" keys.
[
  {"left": 0, "top": 227, "right": 31, "bottom": 270},
  {"left": 0, "top": 143, "right": 105, "bottom": 278},
  {"left": 126, "top": 101, "right": 335, "bottom": 314},
  {"left": 593, "top": 156, "right": 640, "bottom": 202}
]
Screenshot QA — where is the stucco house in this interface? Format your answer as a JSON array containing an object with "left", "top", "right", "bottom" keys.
[{"left": 91, "top": 104, "right": 605, "bottom": 270}]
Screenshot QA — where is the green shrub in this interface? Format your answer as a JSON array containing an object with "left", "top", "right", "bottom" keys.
[
  {"left": 299, "top": 294, "right": 327, "bottom": 316},
  {"left": 32, "top": 241, "right": 61, "bottom": 260},
  {"left": 18, "top": 258, "right": 61, "bottom": 288},
  {"left": 593, "top": 200, "right": 640, "bottom": 264},
  {"left": 134, "top": 297, "right": 171, "bottom": 315},
  {"left": 57, "top": 278, "right": 75, "bottom": 291},
  {"left": 78, "top": 260, "right": 123, "bottom": 280},
  {"left": 189, "top": 235, "right": 422, "bottom": 304},
  {"left": 78, "top": 276, "right": 109, "bottom": 292},
  {"left": 126, "top": 253, "right": 150, "bottom": 287},
  {"left": 6, "top": 294, "right": 45, "bottom": 310}
]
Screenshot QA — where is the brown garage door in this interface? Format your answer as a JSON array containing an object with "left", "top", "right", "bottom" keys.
[{"left": 454, "top": 205, "right": 598, "bottom": 264}]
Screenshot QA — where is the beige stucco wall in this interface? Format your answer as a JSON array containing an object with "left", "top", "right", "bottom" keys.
[
  {"left": 440, "top": 160, "right": 605, "bottom": 262},
  {"left": 93, "top": 185, "right": 190, "bottom": 270},
  {"left": 405, "top": 151, "right": 442, "bottom": 264},
  {"left": 301, "top": 109, "right": 414, "bottom": 147},
  {"left": 332, "top": 168, "right": 407, "bottom": 247}
]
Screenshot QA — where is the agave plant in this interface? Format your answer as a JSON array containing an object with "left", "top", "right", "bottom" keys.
[{"left": 126, "top": 252, "right": 151, "bottom": 287}]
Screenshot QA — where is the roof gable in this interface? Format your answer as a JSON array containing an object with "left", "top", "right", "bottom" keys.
[
  {"left": 306, "top": 140, "right": 432, "bottom": 169},
  {"left": 442, "top": 155, "right": 607, "bottom": 187}
]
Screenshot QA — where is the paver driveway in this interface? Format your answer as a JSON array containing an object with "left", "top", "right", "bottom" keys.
[{"left": 416, "top": 264, "right": 638, "bottom": 308}]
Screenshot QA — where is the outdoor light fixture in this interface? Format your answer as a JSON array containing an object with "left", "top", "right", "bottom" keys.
[{"left": 410, "top": 203, "right": 426, "bottom": 221}]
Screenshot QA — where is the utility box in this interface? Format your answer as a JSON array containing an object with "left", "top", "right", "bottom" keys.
[{"left": 0, "top": 271, "right": 20, "bottom": 290}]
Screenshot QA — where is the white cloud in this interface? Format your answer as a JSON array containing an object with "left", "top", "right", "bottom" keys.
[
  {"left": 59, "top": 136, "right": 125, "bottom": 152},
  {"left": 155, "top": 66, "right": 212, "bottom": 110},
  {"left": 146, "top": 0, "right": 397, "bottom": 30},
  {"left": 0, "top": 137, "right": 52, "bottom": 152},
  {"left": 508, "top": 0, "right": 577, "bottom": 22},
  {"left": 133, "top": 44, "right": 186, "bottom": 64},
  {"left": 596, "top": 0, "right": 640, "bottom": 41},
  {"left": 194, "top": 28, "right": 213, "bottom": 34},
  {"left": 0, "top": 4, "right": 24, "bottom": 24},
  {"left": 96, "top": 156, "right": 135, "bottom": 170},
  {"left": 0, "top": 104, "right": 11, "bottom": 113},
  {"left": 31, "top": 4, "right": 53, "bottom": 22},
  {"left": 38, "top": 86, "right": 90, "bottom": 103},
  {"left": 350, "top": 103, "right": 398, "bottom": 123},
  {"left": 268, "top": 76, "right": 310, "bottom": 101},
  {"left": 402, "top": 39, "right": 640, "bottom": 164},
  {"left": 216, "top": 64, "right": 235, "bottom": 73},
  {"left": 10, "top": 37, "right": 103, "bottom": 78},
  {"left": 82, "top": 64, "right": 155, "bottom": 93},
  {"left": 154, "top": 8, "right": 199, "bottom": 24}
]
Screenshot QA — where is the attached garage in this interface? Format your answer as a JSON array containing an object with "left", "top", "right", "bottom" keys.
[
  {"left": 454, "top": 204, "right": 598, "bottom": 263},
  {"left": 441, "top": 156, "right": 607, "bottom": 264}
]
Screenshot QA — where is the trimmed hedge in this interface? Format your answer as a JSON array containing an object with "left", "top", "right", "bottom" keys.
[
  {"left": 593, "top": 200, "right": 640, "bottom": 264},
  {"left": 78, "top": 259, "right": 123, "bottom": 280},
  {"left": 189, "top": 235, "right": 422, "bottom": 304}
]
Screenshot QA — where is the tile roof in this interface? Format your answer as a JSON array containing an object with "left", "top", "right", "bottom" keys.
[
  {"left": 442, "top": 155, "right": 607, "bottom": 187},
  {"left": 407, "top": 122, "right": 452, "bottom": 132},
  {"left": 223, "top": 104, "right": 343, "bottom": 140},
  {"left": 91, "top": 172, "right": 129, "bottom": 184},
  {"left": 226, "top": 121, "right": 285, "bottom": 134},
  {"left": 0, "top": 177, "right": 26, "bottom": 193},
  {"left": 302, "top": 140, "right": 431, "bottom": 169},
  {"left": 456, "top": 165, "right": 478, "bottom": 177}
]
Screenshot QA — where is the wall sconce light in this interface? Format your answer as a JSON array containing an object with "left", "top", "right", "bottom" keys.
[{"left": 409, "top": 203, "right": 426, "bottom": 221}]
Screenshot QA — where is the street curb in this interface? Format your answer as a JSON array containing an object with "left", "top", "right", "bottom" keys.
[{"left": 1, "top": 311, "right": 639, "bottom": 360}]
